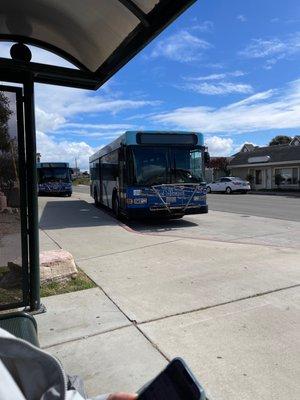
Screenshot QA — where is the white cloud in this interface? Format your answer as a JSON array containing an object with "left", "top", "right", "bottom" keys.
[
  {"left": 62, "top": 123, "right": 134, "bottom": 130},
  {"left": 184, "top": 71, "right": 245, "bottom": 82},
  {"left": 191, "top": 20, "right": 214, "bottom": 33},
  {"left": 181, "top": 71, "right": 252, "bottom": 95},
  {"left": 188, "top": 73, "right": 227, "bottom": 81},
  {"left": 237, "top": 15, "right": 247, "bottom": 22},
  {"left": 33, "top": 84, "right": 155, "bottom": 169},
  {"left": 53, "top": 127, "right": 134, "bottom": 139},
  {"left": 240, "top": 38, "right": 286, "bottom": 58},
  {"left": 35, "top": 107, "right": 66, "bottom": 132},
  {"left": 34, "top": 84, "right": 159, "bottom": 132},
  {"left": 52, "top": 123, "right": 137, "bottom": 138},
  {"left": 149, "top": 30, "right": 211, "bottom": 62},
  {"left": 205, "top": 136, "right": 234, "bottom": 156},
  {"left": 239, "top": 32, "right": 300, "bottom": 68},
  {"left": 30, "top": 79, "right": 158, "bottom": 170},
  {"left": 227, "top": 90, "right": 274, "bottom": 107},
  {"left": 205, "top": 62, "right": 225, "bottom": 70},
  {"left": 183, "top": 81, "right": 253, "bottom": 95},
  {"left": 36, "top": 131, "right": 95, "bottom": 171},
  {"left": 151, "top": 79, "right": 300, "bottom": 134}
]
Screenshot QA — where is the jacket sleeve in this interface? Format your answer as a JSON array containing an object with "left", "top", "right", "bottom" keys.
[{"left": 0, "top": 360, "right": 26, "bottom": 400}]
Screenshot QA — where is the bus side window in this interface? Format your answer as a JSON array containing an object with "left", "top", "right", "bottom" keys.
[
  {"left": 126, "top": 147, "right": 135, "bottom": 185},
  {"left": 101, "top": 150, "right": 119, "bottom": 181},
  {"left": 119, "top": 147, "right": 127, "bottom": 184}
]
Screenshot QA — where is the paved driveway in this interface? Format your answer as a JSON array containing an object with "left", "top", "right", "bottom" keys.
[
  {"left": 208, "top": 192, "right": 300, "bottom": 221},
  {"left": 36, "top": 189, "right": 300, "bottom": 400}
]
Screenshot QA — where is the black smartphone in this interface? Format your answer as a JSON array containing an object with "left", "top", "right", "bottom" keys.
[{"left": 138, "top": 358, "right": 206, "bottom": 400}]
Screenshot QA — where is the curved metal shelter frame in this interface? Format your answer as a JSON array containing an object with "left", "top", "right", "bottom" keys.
[
  {"left": 0, "top": 0, "right": 195, "bottom": 89},
  {"left": 0, "top": 0, "right": 195, "bottom": 312}
]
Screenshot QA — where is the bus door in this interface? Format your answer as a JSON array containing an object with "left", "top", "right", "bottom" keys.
[
  {"left": 98, "top": 160, "right": 103, "bottom": 204},
  {"left": 118, "top": 146, "right": 126, "bottom": 210},
  {"left": 101, "top": 151, "right": 118, "bottom": 208}
]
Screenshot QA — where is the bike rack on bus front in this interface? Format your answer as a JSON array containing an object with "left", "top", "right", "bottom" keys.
[
  {"left": 151, "top": 184, "right": 200, "bottom": 215},
  {"left": 151, "top": 185, "right": 172, "bottom": 215}
]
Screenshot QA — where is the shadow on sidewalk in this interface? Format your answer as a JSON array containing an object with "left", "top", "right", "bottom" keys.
[
  {"left": 39, "top": 197, "right": 199, "bottom": 233},
  {"left": 127, "top": 217, "right": 198, "bottom": 233},
  {"left": 39, "top": 199, "right": 117, "bottom": 230}
]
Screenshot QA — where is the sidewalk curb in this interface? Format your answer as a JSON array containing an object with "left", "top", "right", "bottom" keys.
[{"left": 249, "top": 191, "right": 300, "bottom": 198}]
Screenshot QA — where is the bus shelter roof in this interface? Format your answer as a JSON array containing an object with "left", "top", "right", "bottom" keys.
[{"left": 0, "top": 0, "right": 195, "bottom": 89}]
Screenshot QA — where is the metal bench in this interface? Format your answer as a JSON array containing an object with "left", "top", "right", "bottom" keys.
[{"left": 0, "top": 311, "right": 39, "bottom": 347}]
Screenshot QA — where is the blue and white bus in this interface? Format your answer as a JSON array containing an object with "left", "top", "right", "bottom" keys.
[
  {"left": 37, "top": 162, "right": 72, "bottom": 196},
  {"left": 90, "top": 131, "right": 209, "bottom": 219}
]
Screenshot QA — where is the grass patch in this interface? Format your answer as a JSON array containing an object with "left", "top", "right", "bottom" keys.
[
  {"left": 0, "top": 267, "right": 95, "bottom": 304},
  {"left": 0, "top": 286, "right": 22, "bottom": 304},
  {"left": 0, "top": 266, "right": 23, "bottom": 305},
  {"left": 72, "top": 177, "right": 90, "bottom": 186},
  {"left": 40, "top": 269, "right": 96, "bottom": 298}
]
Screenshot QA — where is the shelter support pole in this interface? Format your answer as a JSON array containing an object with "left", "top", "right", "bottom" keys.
[{"left": 23, "top": 74, "right": 41, "bottom": 311}]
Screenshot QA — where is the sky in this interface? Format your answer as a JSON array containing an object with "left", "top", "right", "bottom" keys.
[{"left": 1, "top": 0, "right": 300, "bottom": 170}]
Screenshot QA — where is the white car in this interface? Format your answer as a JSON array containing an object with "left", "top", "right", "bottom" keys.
[{"left": 207, "top": 177, "right": 251, "bottom": 194}]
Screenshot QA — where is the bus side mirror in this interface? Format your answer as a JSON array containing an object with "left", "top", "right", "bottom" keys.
[{"left": 204, "top": 151, "right": 210, "bottom": 167}]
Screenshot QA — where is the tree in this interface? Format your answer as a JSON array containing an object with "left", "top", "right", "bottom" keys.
[
  {"left": 0, "top": 92, "right": 13, "bottom": 152},
  {"left": 269, "top": 135, "right": 292, "bottom": 146},
  {"left": 0, "top": 93, "right": 18, "bottom": 194},
  {"left": 246, "top": 173, "right": 254, "bottom": 189},
  {"left": 209, "top": 157, "right": 230, "bottom": 175},
  {"left": 275, "top": 173, "right": 284, "bottom": 189}
]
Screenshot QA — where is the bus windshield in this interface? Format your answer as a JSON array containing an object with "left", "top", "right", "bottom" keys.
[
  {"left": 132, "top": 147, "right": 204, "bottom": 186},
  {"left": 38, "top": 167, "right": 70, "bottom": 183}
]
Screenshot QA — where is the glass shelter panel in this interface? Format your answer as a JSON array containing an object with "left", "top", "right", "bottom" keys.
[{"left": 0, "top": 88, "right": 27, "bottom": 309}]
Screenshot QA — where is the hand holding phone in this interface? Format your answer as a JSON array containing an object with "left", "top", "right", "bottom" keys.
[{"left": 138, "top": 358, "right": 206, "bottom": 400}]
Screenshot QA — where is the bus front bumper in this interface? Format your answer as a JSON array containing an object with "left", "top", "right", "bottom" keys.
[{"left": 126, "top": 204, "right": 208, "bottom": 218}]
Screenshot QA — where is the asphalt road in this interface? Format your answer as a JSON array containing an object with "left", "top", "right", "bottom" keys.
[
  {"left": 207, "top": 193, "right": 300, "bottom": 222},
  {"left": 74, "top": 184, "right": 91, "bottom": 194},
  {"left": 73, "top": 185, "right": 300, "bottom": 222}
]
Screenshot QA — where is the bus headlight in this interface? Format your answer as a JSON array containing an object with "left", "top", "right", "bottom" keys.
[
  {"left": 193, "top": 196, "right": 203, "bottom": 201},
  {"left": 133, "top": 197, "right": 147, "bottom": 204}
]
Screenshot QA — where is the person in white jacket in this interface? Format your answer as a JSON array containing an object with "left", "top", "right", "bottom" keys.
[{"left": 0, "top": 327, "right": 137, "bottom": 400}]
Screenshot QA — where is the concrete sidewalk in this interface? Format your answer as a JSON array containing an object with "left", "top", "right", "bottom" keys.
[{"left": 36, "top": 194, "right": 300, "bottom": 400}]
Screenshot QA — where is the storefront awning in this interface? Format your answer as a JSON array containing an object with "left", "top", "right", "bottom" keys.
[{"left": 0, "top": 0, "right": 195, "bottom": 89}]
